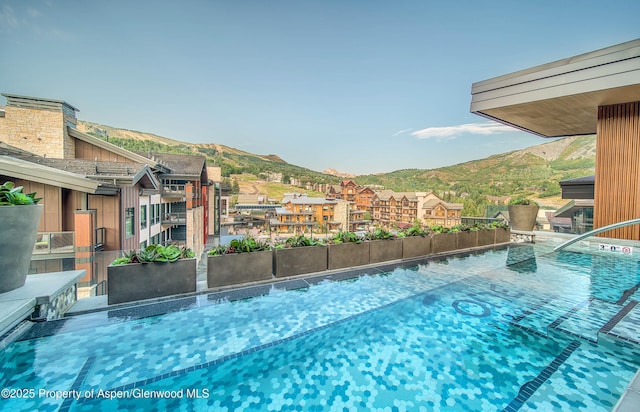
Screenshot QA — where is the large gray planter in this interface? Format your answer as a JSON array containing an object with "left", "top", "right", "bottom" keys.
[
  {"left": 508, "top": 205, "right": 539, "bottom": 231},
  {"left": 207, "top": 250, "right": 273, "bottom": 288},
  {"left": 369, "top": 239, "right": 403, "bottom": 263},
  {"left": 0, "top": 205, "right": 43, "bottom": 293},
  {"left": 274, "top": 246, "right": 327, "bottom": 277},
  {"left": 107, "top": 258, "right": 196, "bottom": 304},
  {"left": 431, "top": 232, "right": 457, "bottom": 254},
  {"left": 402, "top": 236, "right": 431, "bottom": 259},
  {"left": 457, "top": 231, "right": 478, "bottom": 250},
  {"left": 328, "top": 242, "right": 370, "bottom": 270}
]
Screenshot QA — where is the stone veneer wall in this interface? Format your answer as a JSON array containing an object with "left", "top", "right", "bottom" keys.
[
  {"left": 39, "top": 283, "right": 78, "bottom": 321},
  {"left": 187, "top": 206, "right": 205, "bottom": 258},
  {"left": 0, "top": 106, "right": 76, "bottom": 158}
]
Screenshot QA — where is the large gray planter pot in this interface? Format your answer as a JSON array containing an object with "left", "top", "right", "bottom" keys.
[
  {"left": 477, "top": 229, "right": 495, "bottom": 247},
  {"left": 369, "top": 239, "right": 403, "bottom": 263},
  {"left": 457, "top": 231, "right": 478, "bottom": 250},
  {"left": 0, "top": 205, "right": 43, "bottom": 293},
  {"left": 328, "top": 242, "right": 369, "bottom": 270},
  {"left": 107, "top": 258, "right": 196, "bottom": 304},
  {"left": 431, "top": 232, "right": 457, "bottom": 254},
  {"left": 207, "top": 250, "right": 273, "bottom": 288},
  {"left": 508, "top": 205, "right": 540, "bottom": 231},
  {"left": 495, "top": 227, "right": 511, "bottom": 244},
  {"left": 274, "top": 246, "right": 327, "bottom": 277},
  {"left": 402, "top": 236, "right": 431, "bottom": 259}
]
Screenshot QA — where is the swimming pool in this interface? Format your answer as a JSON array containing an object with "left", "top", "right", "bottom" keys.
[{"left": 1, "top": 239, "right": 639, "bottom": 411}]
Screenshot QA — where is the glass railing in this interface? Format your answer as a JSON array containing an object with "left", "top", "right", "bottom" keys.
[
  {"left": 33, "top": 232, "right": 75, "bottom": 255},
  {"left": 162, "top": 212, "right": 187, "bottom": 223}
]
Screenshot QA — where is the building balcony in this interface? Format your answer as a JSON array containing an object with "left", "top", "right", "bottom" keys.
[
  {"left": 32, "top": 232, "right": 75, "bottom": 257},
  {"left": 162, "top": 212, "right": 187, "bottom": 225}
]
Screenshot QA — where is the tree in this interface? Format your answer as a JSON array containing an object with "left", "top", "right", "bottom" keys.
[{"left": 232, "top": 179, "right": 240, "bottom": 194}]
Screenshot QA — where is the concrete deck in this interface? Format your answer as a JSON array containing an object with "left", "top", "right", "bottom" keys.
[{"left": 0, "top": 270, "right": 85, "bottom": 337}]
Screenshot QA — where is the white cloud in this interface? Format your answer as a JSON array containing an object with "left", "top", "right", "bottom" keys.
[
  {"left": 392, "top": 128, "right": 413, "bottom": 137},
  {"left": 411, "top": 122, "right": 516, "bottom": 140}
]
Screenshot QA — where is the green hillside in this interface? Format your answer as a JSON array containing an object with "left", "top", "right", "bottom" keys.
[{"left": 78, "top": 121, "right": 595, "bottom": 215}]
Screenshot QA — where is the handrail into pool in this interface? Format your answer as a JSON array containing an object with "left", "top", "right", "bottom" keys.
[{"left": 553, "top": 217, "right": 640, "bottom": 252}]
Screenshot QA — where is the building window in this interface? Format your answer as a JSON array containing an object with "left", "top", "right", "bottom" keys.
[
  {"left": 140, "top": 240, "right": 147, "bottom": 249},
  {"left": 125, "top": 208, "right": 135, "bottom": 238},
  {"left": 141, "top": 205, "right": 148, "bottom": 229},
  {"left": 155, "top": 204, "right": 161, "bottom": 224}
]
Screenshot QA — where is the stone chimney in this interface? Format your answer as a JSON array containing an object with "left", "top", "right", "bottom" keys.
[{"left": 0, "top": 93, "right": 78, "bottom": 159}]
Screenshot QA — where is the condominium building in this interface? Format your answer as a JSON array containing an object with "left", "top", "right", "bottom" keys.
[{"left": 0, "top": 93, "right": 210, "bottom": 287}]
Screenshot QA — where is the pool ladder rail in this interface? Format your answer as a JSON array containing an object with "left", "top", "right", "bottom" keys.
[{"left": 553, "top": 217, "right": 640, "bottom": 252}]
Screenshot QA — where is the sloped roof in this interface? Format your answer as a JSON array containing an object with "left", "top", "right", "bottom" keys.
[
  {"left": 0, "top": 142, "right": 157, "bottom": 190},
  {"left": 140, "top": 152, "right": 207, "bottom": 179},
  {"left": 423, "top": 198, "right": 464, "bottom": 210}
]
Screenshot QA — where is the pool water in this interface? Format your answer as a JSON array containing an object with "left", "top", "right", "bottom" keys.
[{"left": 1, "top": 243, "right": 640, "bottom": 411}]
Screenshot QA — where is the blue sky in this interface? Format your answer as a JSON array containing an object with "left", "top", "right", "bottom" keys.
[{"left": 1, "top": 1, "right": 639, "bottom": 175}]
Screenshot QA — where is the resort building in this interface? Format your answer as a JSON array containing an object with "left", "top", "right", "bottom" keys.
[
  {"left": 272, "top": 194, "right": 348, "bottom": 235},
  {"left": 0, "top": 93, "right": 211, "bottom": 287},
  {"left": 372, "top": 190, "right": 463, "bottom": 229},
  {"left": 471, "top": 38, "right": 640, "bottom": 240}
]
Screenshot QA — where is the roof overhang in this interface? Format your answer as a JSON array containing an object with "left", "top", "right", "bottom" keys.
[
  {"left": 0, "top": 155, "right": 117, "bottom": 194},
  {"left": 559, "top": 175, "right": 595, "bottom": 200},
  {"left": 470, "top": 39, "right": 640, "bottom": 137},
  {"left": 86, "top": 165, "right": 159, "bottom": 190}
]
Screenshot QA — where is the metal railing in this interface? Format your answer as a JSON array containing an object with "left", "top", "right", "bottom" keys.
[
  {"left": 162, "top": 212, "right": 187, "bottom": 224},
  {"left": 553, "top": 217, "right": 640, "bottom": 252},
  {"left": 33, "top": 232, "right": 75, "bottom": 255},
  {"left": 94, "top": 227, "right": 105, "bottom": 251}
]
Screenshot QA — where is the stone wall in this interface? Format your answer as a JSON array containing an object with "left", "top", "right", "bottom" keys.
[
  {"left": 0, "top": 106, "right": 75, "bottom": 158},
  {"left": 40, "top": 283, "right": 78, "bottom": 320},
  {"left": 187, "top": 206, "right": 205, "bottom": 258}
]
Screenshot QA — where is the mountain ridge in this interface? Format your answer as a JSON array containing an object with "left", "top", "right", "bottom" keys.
[{"left": 77, "top": 120, "right": 596, "bottom": 212}]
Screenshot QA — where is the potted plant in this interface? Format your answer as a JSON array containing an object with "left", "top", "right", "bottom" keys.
[
  {"left": 327, "top": 231, "right": 370, "bottom": 270},
  {"left": 0, "top": 181, "right": 42, "bottom": 293},
  {"left": 107, "top": 244, "right": 196, "bottom": 304},
  {"left": 367, "top": 228, "right": 403, "bottom": 263},
  {"left": 207, "top": 236, "right": 273, "bottom": 287},
  {"left": 273, "top": 235, "right": 327, "bottom": 277},
  {"left": 508, "top": 198, "right": 540, "bottom": 231},
  {"left": 400, "top": 224, "right": 432, "bottom": 259}
]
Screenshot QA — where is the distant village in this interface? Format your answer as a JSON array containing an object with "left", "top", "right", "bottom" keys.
[{"left": 228, "top": 180, "right": 465, "bottom": 238}]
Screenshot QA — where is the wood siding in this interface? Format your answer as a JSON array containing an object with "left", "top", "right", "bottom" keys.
[
  {"left": 120, "top": 185, "right": 140, "bottom": 251},
  {"left": 594, "top": 101, "right": 640, "bottom": 240},
  {"left": 75, "top": 139, "right": 130, "bottom": 162},
  {"left": 89, "top": 194, "right": 120, "bottom": 250}
]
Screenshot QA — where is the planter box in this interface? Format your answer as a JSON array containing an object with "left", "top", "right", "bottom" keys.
[
  {"left": 457, "top": 231, "right": 478, "bottom": 250},
  {"left": 328, "top": 242, "right": 370, "bottom": 270},
  {"left": 508, "top": 205, "right": 540, "bottom": 231},
  {"left": 369, "top": 239, "right": 403, "bottom": 263},
  {"left": 477, "top": 229, "right": 495, "bottom": 247},
  {"left": 274, "top": 246, "right": 327, "bottom": 277},
  {"left": 402, "top": 236, "right": 431, "bottom": 259},
  {"left": 495, "top": 228, "right": 511, "bottom": 244},
  {"left": 0, "top": 205, "right": 43, "bottom": 293},
  {"left": 207, "top": 250, "right": 273, "bottom": 288},
  {"left": 107, "top": 258, "right": 196, "bottom": 305},
  {"left": 431, "top": 232, "right": 457, "bottom": 254}
]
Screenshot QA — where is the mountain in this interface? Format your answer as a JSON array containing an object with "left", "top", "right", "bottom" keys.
[
  {"left": 78, "top": 121, "right": 338, "bottom": 184},
  {"left": 77, "top": 120, "right": 595, "bottom": 212},
  {"left": 323, "top": 168, "right": 356, "bottom": 178}
]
